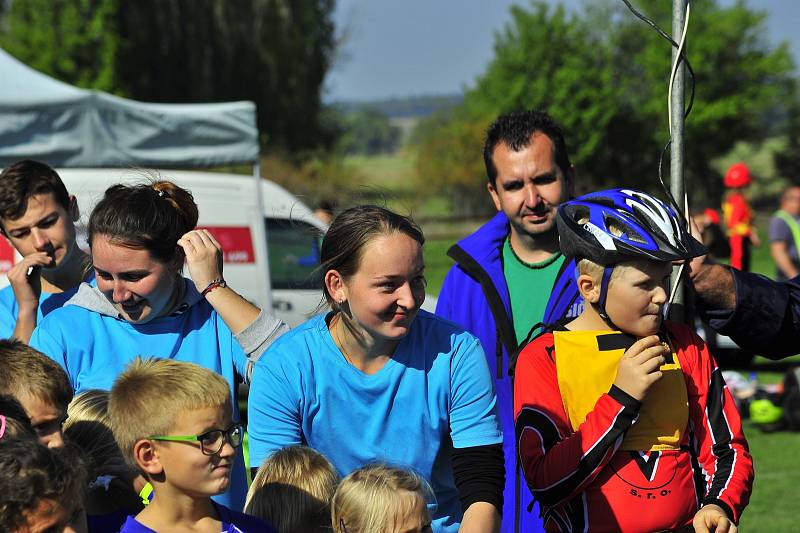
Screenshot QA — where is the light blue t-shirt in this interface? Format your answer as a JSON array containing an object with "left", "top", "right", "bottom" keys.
[
  {"left": 0, "top": 272, "right": 95, "bottom": 338},
  {"left": 0, "top": 303, "right": 14, "bottom": 338},
  {"left": 29, "top": 296, "right": 249, "bottom": 511},
  {"left": 247, "top": 310, "right": 503, "bottom": 533}
]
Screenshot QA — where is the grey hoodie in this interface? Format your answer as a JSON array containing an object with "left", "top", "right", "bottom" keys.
[{"left": 65, "top": 278, "right": 288, "bottom": 383}]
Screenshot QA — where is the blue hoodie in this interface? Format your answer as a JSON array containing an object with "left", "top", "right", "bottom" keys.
[
  {"left": 435, "top": 212, "right": 581, "bottom": 533},
  {"left": 30, "top": 279, "right": 288, "bottom": 511}
]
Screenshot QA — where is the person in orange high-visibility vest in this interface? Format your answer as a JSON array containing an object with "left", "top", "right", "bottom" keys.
[{"left": 722, "top": 162, "right": 760, "bottom": 270}]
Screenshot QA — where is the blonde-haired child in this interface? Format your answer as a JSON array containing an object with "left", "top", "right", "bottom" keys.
[
  {"left": 332, "top": 464, "right": 433, "bottom": 533},
  {"left": 109, "top": 357, "right": 275, "bottom": 532},
  {"left": 245, "top": 445, "right": 338, "bottom": 532},
  {"left": 64, "top": 389, "right": 147, "bottom": 531}
]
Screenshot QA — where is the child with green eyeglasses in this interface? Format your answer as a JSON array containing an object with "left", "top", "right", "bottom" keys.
[{"left": 108, "top": 357, "right": 276, "bottom": 533}]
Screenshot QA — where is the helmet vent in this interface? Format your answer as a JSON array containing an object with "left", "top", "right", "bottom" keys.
[
  {"left": 572, "top": 206, "right": 590, "bottom": 224},
  {"left": 605, "top": 217, "right": 647, "bottom": 244}
]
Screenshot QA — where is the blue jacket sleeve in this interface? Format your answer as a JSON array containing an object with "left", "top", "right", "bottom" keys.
[
  {"left": 708, "top": 269, "right": 800, "bottom": 358},
  {"left": 449, "top": 336, "right": 503, "bottom": 449},
  {"left": 246, "top": 350, "right": 304, "bottom": 469},
  {"left": 435, "top": 265, "right": 459, "bottom": 321},
  {"left": 436, "top": 265, "right": 485, "bottom": 337}
]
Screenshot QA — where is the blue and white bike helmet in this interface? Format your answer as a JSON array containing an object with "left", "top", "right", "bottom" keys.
[{"left": 556, "top": 188, "right": 706, "bottom": 324}]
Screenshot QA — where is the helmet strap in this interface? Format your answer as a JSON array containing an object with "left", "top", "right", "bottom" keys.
[{"left": 595, "top": 265, "right": 618, "bottom": 329}]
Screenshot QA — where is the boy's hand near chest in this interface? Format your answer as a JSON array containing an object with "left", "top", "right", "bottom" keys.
[{"left": 613, "top": 335, "right": 670, "bottom": 401}]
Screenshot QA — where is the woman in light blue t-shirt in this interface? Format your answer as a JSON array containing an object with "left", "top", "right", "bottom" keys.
[
  {"left": 248, "top": 205, "right": 504, "bottom": 533},
  {"left": 30, "top": 180, "right": 287, "bottom": 511}
]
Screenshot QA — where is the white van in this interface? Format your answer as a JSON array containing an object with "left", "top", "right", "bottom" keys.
[{"left": 0, "top": 169, "right": 436, "bottom": 326}]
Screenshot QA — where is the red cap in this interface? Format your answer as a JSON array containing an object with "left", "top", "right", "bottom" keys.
[{"left": 724, "top": 162, "right": 752, "bottom": 188}]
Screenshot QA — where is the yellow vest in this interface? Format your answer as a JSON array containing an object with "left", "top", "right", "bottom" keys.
[{"left": 554, "top": 330, "right": 688, "bottom": 451}]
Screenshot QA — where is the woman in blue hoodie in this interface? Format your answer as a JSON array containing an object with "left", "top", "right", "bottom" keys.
[{"left": 29, "top": 180, "right": 287, "bottom": 510}]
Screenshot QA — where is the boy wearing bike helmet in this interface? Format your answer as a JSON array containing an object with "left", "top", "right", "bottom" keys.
[{"left": 513, "top": 188, "right": 753, "bottom": 533}]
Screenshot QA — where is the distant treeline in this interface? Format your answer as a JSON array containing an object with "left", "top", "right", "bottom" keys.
[{"left": 333, "top": 94, "right": 464, "bottom": 119}]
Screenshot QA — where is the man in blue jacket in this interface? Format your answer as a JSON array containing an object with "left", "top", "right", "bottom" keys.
[{"left": 436, "top": 110, "right": 581, "bottom": 533}]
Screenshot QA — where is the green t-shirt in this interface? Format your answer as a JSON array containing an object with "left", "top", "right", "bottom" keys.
[{"left": 502, "top": 237, "right": 566, "bottom": 344}]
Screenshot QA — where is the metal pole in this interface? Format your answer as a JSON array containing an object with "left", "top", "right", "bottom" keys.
[{"left": 670, "top": 0, "right": 687, "bottom": 323}]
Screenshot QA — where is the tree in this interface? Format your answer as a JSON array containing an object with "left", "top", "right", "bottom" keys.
[
  {"left": 413, "top": 2, "right": 619, "bottom": 214},
  {"left": 0, "top": 0, "right": 338, "bottom": 154},
  {"left": 613, "top": 0, "right": 795, "bottom": 205},
  {"left": 413, "top": 0, "right": 795, "bottom": 214},
  {"left": 0, "top": 0, "right": 120, "bottom": 92},
  {"left": 774, "top": 82, "right": 800, "bottom": 184},
  {"left": 338, "top": 108, "right": 402, "bottom": 155},
  {"left": 414, "top": 108, "right": 496, "bottom": 216}
]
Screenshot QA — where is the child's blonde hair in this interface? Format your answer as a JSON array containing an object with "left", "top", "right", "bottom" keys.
[
  {"left": 64, "top": 389, "right": 144, "bottom": 515},
  {"left": 64, "top": 390, "right": 121, "bottom": 470},
  {"left": 577, "top": 257, "right": 658, "bottom": 284},
  {"left": 108, "top": 357, "right": 231, "bottom": 469},
  {"left": 245, "top": 445, "right": 339, "bottom": 532},
  {"left": 331, "top": 464, "right": 433, "bottom": 533}
]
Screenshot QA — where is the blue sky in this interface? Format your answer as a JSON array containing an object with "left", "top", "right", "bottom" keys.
[{"left": 325, "top": 0, "right": 800, "bottom": 102}]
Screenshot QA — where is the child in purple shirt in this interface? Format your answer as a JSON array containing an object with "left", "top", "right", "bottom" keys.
[{"left": 109, "top": 358, "right": 275, "bottom": 533}]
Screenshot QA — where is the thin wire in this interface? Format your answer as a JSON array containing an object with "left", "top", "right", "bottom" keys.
[
  {"left": 665, "top": 4, "right": 692, "bottom": 311},
  {"left": 667, "top": 2, "right": 691, "bottom": 133},
  {"left": 621, "top": 0, "right": 696, "bottom": 117},
  {"left": 667, "top": 192, "right": 692, "bottom": 307},
  {"left": 669, "top": 262, "right": 686, "bottom": 304},
  {"left": 621, "top": 0, "right": 694, "bottom": 225},
  {"left": 621, "top": 0, "right": 696, "bottom": 214},
  {"left": 621, "top": 0, "right": 695, "bottom": 311}
]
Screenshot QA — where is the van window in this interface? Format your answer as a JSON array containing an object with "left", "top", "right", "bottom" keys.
[{"left": 265, "top": 218, "right": 323, "bottom": 290}]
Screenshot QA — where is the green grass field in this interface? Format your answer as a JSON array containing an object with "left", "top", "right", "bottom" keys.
[
  {"left": 346, "top": 152, "right": 417, "bottom": 191},
  {"left": 724, "top": 231, "right": 799, "bottom": 530},
  {"left": 738, "top": 421, "right": 800, "bottom": 530}
]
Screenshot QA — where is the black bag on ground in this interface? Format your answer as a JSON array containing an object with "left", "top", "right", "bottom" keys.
[{"left": 782, "top": 366, "right": 800, "bottom": 431}]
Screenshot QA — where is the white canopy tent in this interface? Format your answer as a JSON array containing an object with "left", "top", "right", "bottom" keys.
[
  {"left": 0, "top": 48, "right": 259, "bottom": 168},
  {"left": 0, "top": 48, "right": 272, "bottom": 306}
]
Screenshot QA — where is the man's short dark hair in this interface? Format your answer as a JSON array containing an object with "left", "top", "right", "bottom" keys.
[
  {"left": 0, "top": 160, "right": 71, "bottom": 230},
  {"left": 483, "top": 110, "right": 572, "bottom": 186}
]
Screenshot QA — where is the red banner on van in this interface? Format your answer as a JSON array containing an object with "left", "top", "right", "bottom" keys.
[
  {"left": 198, "top": 226, "right": 255, "bottom": 264},
  {"left": 0, "top": 238, "right": 15, "bottom": 274}
]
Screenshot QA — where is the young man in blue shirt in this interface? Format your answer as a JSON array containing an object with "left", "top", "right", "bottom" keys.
[{"left": 0, "top": 160, "right": 92, "bottom": 341}]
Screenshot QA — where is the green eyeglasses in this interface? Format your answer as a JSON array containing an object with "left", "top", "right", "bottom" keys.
[{"left": 149, "top": 423, "right": 243, "bottom": 456}]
